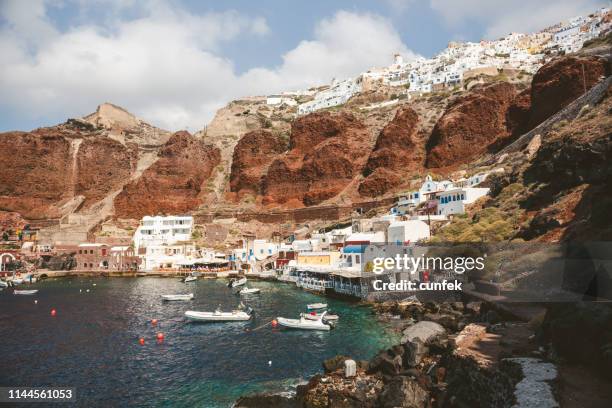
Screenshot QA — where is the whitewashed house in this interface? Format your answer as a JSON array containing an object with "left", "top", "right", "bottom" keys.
[
  {"left": 436, "top": 187, "right": 490, "bottom": 216},
  {"left": 133, "top": 215, "right": 193, "bottom": 252},
  {"left": 387, "top": 220, "right": 430, "bottom": 245}
]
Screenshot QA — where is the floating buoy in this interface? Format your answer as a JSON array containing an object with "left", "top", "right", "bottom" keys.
[
  {"left": 86, "top": 289, "right": 90, "bottom": 293},
  {"left": 268, "top": 360, "right": 272, "bottom": 366},
  {"left": 92, "top": 283, "right": 96, "bottom": 286},
  {"left": 156, "top": 332, "right": 164, "bottom": 341},
  {"left": 50, "top": 309, "right": 57, "bottom": 317},
  {"left": 34, "top": 300, "right": 38, "bottom": 305},
  {"left": 139, "top": 338, "right": 145, "bottom": 346},
  {"left": 271, "top": 319, "right": 278, "bottom": 328},
  {"left": 151, "top": 319, "right": 158, "bottom": 326},
  {"left": 79, "top": 289, "right": 82, "bottom": 293}
]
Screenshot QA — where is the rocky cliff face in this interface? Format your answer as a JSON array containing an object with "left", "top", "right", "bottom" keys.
[
  {"left": 114, "top": 131, "right": 221, "bottom": 219},
  {"left": 261, "top": 112, "right": 372, "bottom": 207},
  {"left": 527, "top": 55, "right": 609, "bottom": 128},
  {"left": 229, "top": 130, "right": 288, "bottom": 195},
  {"left": 0, "top": 131, "right": 72, "bottom": 219},
  {"left": 425, "top": 82, "right": 518, "bottom": 168},
  {"left": 359, "top": 107, "right": 423, "bottom": 197},
  {"left": 76, "top": 138, "right": 138, "bottom": 207}
]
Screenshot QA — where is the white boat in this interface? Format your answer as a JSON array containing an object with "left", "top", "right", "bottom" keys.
[
  {"left": 183, "top": 275, "right": 197, "bottom": 283},
  {"left": 162, "top": 293, "right": 194, "bottom": 301},
  {"left": 185, "top": 306, "right": 253, "bottom": 322},
  {"left": 14, "top": 289, "right": 38, "bottom": 295},
  {"left": 10, "top": 278, "right": 24, "bottom": 286},
  {"left": 304, "top": 312, "right": 339, "bottom": 322},
  {"left": 228, "top": 277, "right": 247, "bottom": 288},
  {"left": 239, "top": 287, "right": 260, "bottom": 295},
  {"left": 277, "top": 312, "right": 331, "bottom": 331},
  {"left": 0, "top": 281, "right": 8, "bottom": 288},
  {"left": 307, "top": 303, "right": 327, "bottom": 310}
]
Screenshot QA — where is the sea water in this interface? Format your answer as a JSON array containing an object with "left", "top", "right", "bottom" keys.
[{"left": 0, "top": 278, "right": 399, "bottom": 407}]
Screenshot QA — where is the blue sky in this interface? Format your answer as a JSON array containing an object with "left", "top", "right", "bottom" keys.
[{"left": 0, "top": 0, "right": 608, "bottom": 132}]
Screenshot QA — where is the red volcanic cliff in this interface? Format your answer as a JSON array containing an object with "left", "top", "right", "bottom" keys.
[
  {"left": 528, "top": 55, "right": 609, "bottom": 128},
  {"left": 359, "top": 107, "right": 422, "bottom": 196},
  {"left": 229, "top": 130, "right": 287, "bottom": 195},
  {"left": 261, "top": 112, "right": 371, "bottom": 206},
  {"left": 76, "top": 137, "right": 138, "bottom": 207},
  {"left": 114, "top": 131, "right": 221, "bottom": 219},
  {"left": 425, "top": 82, "right": 517, "bottom": 168},
  {"left": 0, "top": 131, "right": 73, "bottom": 219}
]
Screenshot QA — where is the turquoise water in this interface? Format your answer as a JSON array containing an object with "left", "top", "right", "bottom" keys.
[{"left": 0, "top": 278, "right": 398, "bottom": 407}]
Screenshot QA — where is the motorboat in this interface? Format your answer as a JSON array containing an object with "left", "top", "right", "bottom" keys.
[
  {"left": 161, "top": 293, "right": 194, "bottom": 301},
  {"left": 228, "top": 277, "right": 247, "bottom": 288},
  {"left": 277, "top": 311, "right": 331, "bottom": 331},
  {"left": 239, "top": 287, "right": 260, "bottom": 295},
  {"left": 0, "top": 280, "right": 8, "bottom": 288},
  {"left": 183, "top": 275, "right": 197, "bottom": 283},
  {"left": 14, "top": 289, "right": 38, "bottom": 295},
  {"left": 303, "top": 311, "right": 339, "bottom": 322},
  {"left": 10, "top": 278, "right": 24, "bottom": 286},
  {"left": 185, "top": 305, "right": 253, "bottom": 322},
  {"left": 307, "top": 303, "right": 327, "bottom": 310}
]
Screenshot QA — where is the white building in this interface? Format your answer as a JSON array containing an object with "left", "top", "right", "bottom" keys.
[
  {"left": 140, "top": 243, "right": 197, "bottom": 271},
  {"left": 133, "top": 215, "right": 193, "bottom": 251},
  {"left": 297, "top": 78, "right": 362, "bottom": 115},
  {"left": 436, "top": 187, "right": 490, "bottom": 216},
  {"left": 387, "top": 220, "right": 431, "bottom": 245}
]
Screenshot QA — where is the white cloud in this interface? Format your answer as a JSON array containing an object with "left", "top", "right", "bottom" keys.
[
  {"left": 0, "top": 2, "right": 417, "bottom": 131},
  {"left": 430, "top": 0, "right": 609, "bottom": 39}
]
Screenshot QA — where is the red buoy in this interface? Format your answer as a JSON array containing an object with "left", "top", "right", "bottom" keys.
[
  {"left": 151, "top": 319, "right": 158, "bottom": 326},
  {"left": 271, "top": 319, "right": 278, "bottom": 328},
  {"left": 156, "top": 332, "right": 164, "bottom": 340},
  {"left": 50, "top": 309, "right": 57, "bottom": 317},
  {"left": 139, "top": 338, "right": 145, "bottom": 346}
]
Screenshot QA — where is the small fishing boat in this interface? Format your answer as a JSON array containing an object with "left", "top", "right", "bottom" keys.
[
  {"left": 161, "top": 293, "right": 194, "bottom": 301},
  {"left": 277, "top": 311, "right": 331, "bottom": 331},
  {"left": 239, "top": 287, "right": 260, "bottom": 295},
  {"left": 0, "top": 280, "right": 8, "bottom": 288},
  {"left": 303, "top": 312, "right": 339, "bottom": 322},
  {"left": 185, "top": 305, "right": 253, "bottom": 322},
  {"left": 14, "top": 289, "right": 38, "bottom": 295},
  {"left": 10, "top": 278, "right": 24, "bottom": 286},
  {"left": 307, "top": 303, "right": 327, "bottom": 310},
  {"left": 183, "top": 275, "right": 197, "bottom": 283},
  {"left": 228, "top": 277, "right": 247, "bottom": 288}
]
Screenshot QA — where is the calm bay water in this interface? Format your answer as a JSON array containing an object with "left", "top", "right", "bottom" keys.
[{"left": 0, "top": 278, "right": 398, "bottom": 407}]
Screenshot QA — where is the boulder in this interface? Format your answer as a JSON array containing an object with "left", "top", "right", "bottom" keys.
[
  {"left": 323, "top": 355, "right": 350, "bottom": 373},
  {"left": 401, "top": 321, "right": 446, "bottom": 345},
  {"left": 234, "top": 394, "right": 298, "bottom": 408},
  {"left": 377, "top": 376, "right": 429, "bottom": 408}
]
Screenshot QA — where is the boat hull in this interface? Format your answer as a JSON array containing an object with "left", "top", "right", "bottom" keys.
[
  {"left": 14, "top": 290, "right": 38, "bottom": 295},
  {"left": 184, "top": 310, "right": 252, "bottom": 322},
  {"left": 277, "top": 317, "right": 330, "bottom": 331},
  {"left": 162, "top": 294, "right": 194, "bottom": 301}
]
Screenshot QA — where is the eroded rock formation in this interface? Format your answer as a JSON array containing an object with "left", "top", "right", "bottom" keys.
[
  {"left": 359, "top": 107, "right": 422, "bottom": 196},
  {"left": 425, "top": 82, "right": 518, "bottom": 168},
  {"left": 114, "top": 131, "right": 221, "bottom": 219},
  {"left": 262, "top": 112, "right": 371, "bottom": 206}
]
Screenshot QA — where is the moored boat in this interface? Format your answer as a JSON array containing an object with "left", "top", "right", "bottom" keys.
[
  {"left": 277, "top": 311, "right": 331, "bottom": 331},
  {"left": 307, "top": 302, "right": 327, "bottom": 310},
  {"left": 0, "top": 280, "right": 8, "bottom": 288},
  {"left": 228, "top": 277, "right": 247, "bottom": 288},
  {"left": 185, "top": 306, "right": 253, "bottom": 322},
  {"left": 303, "top": 312, "right": 339, "bottom": 322},
  {"left": 183, "top": 275, "right": 197, "bottom": 283},
  {"left": 239, "top": 287, "right": 260, "bottom": 295},
  {"left": 162, "top": 293, "right": 194, "bottom": 301},
  {"left": 14, "top": 289, "right": 38, "bottom": 295},
  {"left": 10, "top": 278, "right": 24, "bottom": 286}
]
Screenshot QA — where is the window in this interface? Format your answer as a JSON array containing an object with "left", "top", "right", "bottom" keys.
[
  {"left": 79, "top": 250, "right": 82, "bottom": 254},
  {"left": 90, "top": 250, "right": 94, "bottom": 254},
  {"left": 461, "top": 193, "right": 465, "bottom": 200},
  {"left": 355, "top": 255, "right": 361, "bottom": 264}
]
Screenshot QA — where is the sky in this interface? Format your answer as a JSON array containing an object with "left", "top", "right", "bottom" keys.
[{"left": 0, "top": 0, "right": 608, "bottom": 132}]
